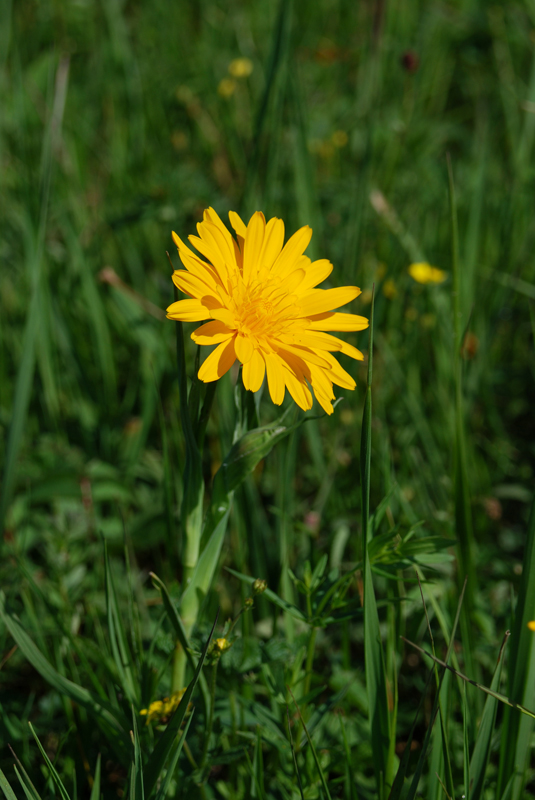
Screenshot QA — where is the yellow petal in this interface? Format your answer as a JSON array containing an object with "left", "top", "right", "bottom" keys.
[
  {"left": 242, "top": 348, "right": 265, "bottom": 392},
  {"left": 243, "top": 212, "right": 266, "bottom": 283},
  {"left": 192, "top": 320, "right": 234, "bottom": 345},
  {"left": 189, "top": 234, "right": 229, "bottom": 280},
  {"left": 308, "top": 311, "right": 368, "bottom": 332},
  {"left": 210, "top": 307, "right": 237, "bottom": 328},
  {"left": 298, "top": 286, "right": 361, "bottom": 317},
  {"left": 229, "top": 210, "right": 247, "bottom": 238},
  {"left": 235, "top": 333, "right": 254, "bottom": 363},
  {"left": 177, "top": 248, "right": 222, "bottom": 290},
  {"left": 258, "top": 217, "right": 285, "bottom": 269},
  {"left": 198, "top": 337, "right": 237, "bottom": 382},
  {"left": 298, "top": 330, "right": 364, "bottom": 361},
  {"left": 276, "top": 340, "right": 331, "bottom": 368},
  {"left": 166, "top": 298, "right": 211, "bottom": 321},
  {"left": 295, "top": 259, "right": 333, "bottom": 293},
  {"left": 272, "top": 225, "right": 312, "bottom": 276},
  {"left": 308, "top": 362, "right": 335, "bottom": 400},
  {"left": 283, "top": 367, "right": 313, "bottom": 411},
  {"left": 324, "top": 353, "right": 356, "bottom": 390},
  {"left": 172, "top": 270, "right": 218, "bottom": 300},
  {"left": 265, "top": 353, "right": 285, "bottom": 405}
]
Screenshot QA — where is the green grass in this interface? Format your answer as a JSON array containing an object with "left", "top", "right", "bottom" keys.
[{"left": 1, "top": 1, "right": 535, "bottom": 799}]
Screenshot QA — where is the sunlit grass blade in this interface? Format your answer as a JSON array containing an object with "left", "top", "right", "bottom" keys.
[
  {"left": 497, "top": 497, "right": 535, "bottom": 799},
  {"left": 143, "top": 611, "right": 218, "bottom": 797},
  {"left": 0, "top": 769, "right": 19, "bottom": 800},
  {"left": 469, "top": 632, "right": 509, "bottom": 800}
]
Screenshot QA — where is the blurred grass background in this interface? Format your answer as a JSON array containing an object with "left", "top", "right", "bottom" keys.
[{"left": 1, "top": 0, "right": 535, "bottom": 797}]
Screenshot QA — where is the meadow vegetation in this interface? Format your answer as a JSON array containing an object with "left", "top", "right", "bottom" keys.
[{"left": 1, "top": 1, "right": 535, "bottom": 798}]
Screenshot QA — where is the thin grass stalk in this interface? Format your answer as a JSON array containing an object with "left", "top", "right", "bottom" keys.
[{"left": 361, "top": 289, "right": 391, "bottom": 792}]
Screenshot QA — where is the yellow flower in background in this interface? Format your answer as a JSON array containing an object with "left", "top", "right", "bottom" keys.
[
  {"left": 140, "top": 688, "right": 186, "bottom": 724},
  {"left": 167, "top": 208, "right": 368, "bottom": 415},
  {"left": 528, "top": 621, "right": 535, "bottom": 632},
  {"left": 382, "top": 278, "right": 397, "bottom": 299},
  {"left": 218, "top": 78, "right": 236, "bottom": 98},
  {"left": 408, "top": 262, "right": 447, "bottom": 284},
  {"left": 228, "top": 57, "right": 253, "bottom": 78}
]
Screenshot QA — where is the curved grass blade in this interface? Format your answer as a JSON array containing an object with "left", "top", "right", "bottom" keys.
[
  {"left": 28, "top": 723, "right": 71, "bottom": 800},
  {"left": 0, "top": 769, "right": 19, "bottom": 800},
  {"left": 469, "top": 632, "right": 509, "bottom": 800},
  {"left": 152, "top": 711, "right": 194, "bottom": 800},
  {"left": 89, "top": 756, "right": 101, "bottom": 800}
]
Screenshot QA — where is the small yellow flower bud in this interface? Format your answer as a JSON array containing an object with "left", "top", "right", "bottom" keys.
[
  {"left": 215, "top": 637, "right": 231, "bottom": 652},
  {"left": 252, "top": 578, "right": 268, "bottom": 595},
  {"left": 528, "top": 621, "right": 535, "bottom": 632}
]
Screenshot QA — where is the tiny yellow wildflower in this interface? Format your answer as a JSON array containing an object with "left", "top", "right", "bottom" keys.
[
  {"left": 228, "top": 58, "right": 253, "bottom": 78},
  {"left": 215, "top": 638, "right": 232, "bottom": 652},
  {"left": 408, "top": 263, "right": 447, "bottom": 285},
  {"left": 528, "top": 621, "right": 535, "bottom": 632},
  {"left": 167, "top": 208, "right": 368, "bottom": 414},
  {"left": 218, "top": 78, "right": 236, "bottom": 98},
  {"left": 140, "top": 689, "right": 186, "bottom": 724}
]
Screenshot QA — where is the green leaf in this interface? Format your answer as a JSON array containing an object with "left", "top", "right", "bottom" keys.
[
  {"left": 130, "top": 710, "right": 145, "bottom": 800},
  {"left": 0, "top": 769, "right": 19, "bottom": 800},
  {"left": 497, "top": 497, "right": 535, "bottom": 799},
  {"left": 0, "top": 593, "right": 130, "bottom": 755},
  {"left": 28, "top": 723, "right": 72, "bottom": 800},
  {"left": 152, "top": 712, "right": 194, "bottom": 800},
  {"left": 104, "top": 543, "right": 138, "bottom": 705},
  {"left": 89, "top": 756, "right": 101, "bottom": 800},
  {"left": 469, "top": 632, "right": 509, "bottom": 800},
  {"left": 143, "top": 612, "right": 218, "bottom": 797}
]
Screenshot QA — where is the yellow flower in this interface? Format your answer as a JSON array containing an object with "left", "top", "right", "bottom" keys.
[
  {"left": 218, "top": 78, "right": 236, "bottom": 98},
  {"left": 140, "top": 689, "right": 186, "bottom": 724},
  {"left": 228, "top": 58, "right": 253, "bottom": 78},
  {"left": 408, "top": 262, "right": 447, "bottom": 284},
  {"left": 166, "top": 209, "right": 368, "bottom": 415},
  {"left": 528, "top": 621, "right": 535, "bottom": 632}
]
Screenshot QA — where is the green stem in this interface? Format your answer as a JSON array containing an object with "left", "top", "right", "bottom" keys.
[
  {"left": 303, "top": 627, "right": 317, "bottom": 699},
  {"left": 200, "top": 662, "right": 219, "bottom": 770}
]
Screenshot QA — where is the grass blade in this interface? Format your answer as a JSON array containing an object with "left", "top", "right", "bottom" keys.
[
  {"left": 0, "top": 769, "right": 19, "bottom": 800},
  {"left": 497, "top": 497, "right": 535, "bottom": 798},
  {"left": 28, "top": 723, "right": 71, "bottom": 800},
  {"left": 360, "top": 288, "right": 391, "bottom": 791},
  {"left": 287, "top": 687, "right": 332, "bottom": 800},
  {"left": 143, "top": 611, "right": 218, "bottom": 797},
  {"left": 89, "top": 756, "right": 101, "bottom": 800},
  {"left": 469, "top": 632, "right": 509, "bottom": 800}
]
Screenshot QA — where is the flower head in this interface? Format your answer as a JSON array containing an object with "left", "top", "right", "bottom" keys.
[
  {"left": 408, "top": 262, "right": 447, "bottom": 285},
  {"left": 166, "top": 209, "right": 368, "bottom": 414}
]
